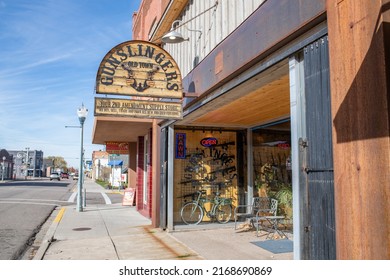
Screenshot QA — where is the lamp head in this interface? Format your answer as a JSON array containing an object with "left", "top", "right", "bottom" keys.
[
  {"left": 161, "top": 30, "right": 188, "bottom": 44},
  {"left": 162, "top": 20, "right": 189, "bottom": 44},
  {"left": 77, "top": 103, "right": 88, "bottom": 123}
]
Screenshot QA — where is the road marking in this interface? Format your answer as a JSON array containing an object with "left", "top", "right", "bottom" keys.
[
  {"left": 0, "top": 198, "right": 68, "bottom": 203},
  {"left": 68, "top": 192, "right": 77, "bottom": 203},
  {"left": 110, "top": 191, "right": 124, "bottom": 195},
  {"left": 67, "top": 190, "right": 112, "bottom": 204},
  {"left": 101, "top": 192, "right": 112, "bottom": 204},
  {"left": 54, "top": 207, "right": 66, "bottom": 223},
  {"left": 0, "top": 201, "right": 61, "bottom": 206}
]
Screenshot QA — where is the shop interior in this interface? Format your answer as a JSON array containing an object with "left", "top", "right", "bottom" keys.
[{"left": 173, "top": 59, "right": 292, "bottom": 225}]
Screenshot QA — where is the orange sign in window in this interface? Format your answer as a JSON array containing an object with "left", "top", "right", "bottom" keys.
[{"left": 105, "top": 142, "right": 129, "bottom": 155}]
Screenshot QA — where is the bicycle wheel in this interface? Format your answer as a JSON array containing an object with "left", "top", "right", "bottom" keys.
[
  {"left": 215, "top": 204, "right": 232, "bottom": 223},
  {"left": 181, "top": 202, "right": 204, "bottom": 225}
]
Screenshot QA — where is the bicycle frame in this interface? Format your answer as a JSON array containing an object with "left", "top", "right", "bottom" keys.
[
  {"left": 195, "top": 191, "right": 231, "bottom": 219},
  {"left": 180, "top": 189, "right": 233, "bottom": 225}
]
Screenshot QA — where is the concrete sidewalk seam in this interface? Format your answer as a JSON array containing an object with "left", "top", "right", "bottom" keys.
[{"left": 98, "top": 207, "right": 120, "bottom": 260}]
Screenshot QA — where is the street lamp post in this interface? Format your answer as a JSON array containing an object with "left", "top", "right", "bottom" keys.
[{"left": 77, "top": 103, "right": 88, "bottom": 212}]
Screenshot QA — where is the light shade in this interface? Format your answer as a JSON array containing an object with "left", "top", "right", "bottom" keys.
[
  {"left": 77, "top": 103, "right": 88, "bottom": 119},
  {"left": 161, "top": 30, "right": 188, "bottom": 44}
]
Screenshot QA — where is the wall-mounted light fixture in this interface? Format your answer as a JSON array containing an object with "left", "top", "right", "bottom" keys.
[
  {"left": 161, "top": 20, "right": 202, "bottom": 44},
  {"left": 162, "top": 20, "right": 187, "bottom": 44}
]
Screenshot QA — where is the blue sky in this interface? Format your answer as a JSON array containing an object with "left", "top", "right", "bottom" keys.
[{"left": 0, "top": 0, "right": 141, "bottom": 168}]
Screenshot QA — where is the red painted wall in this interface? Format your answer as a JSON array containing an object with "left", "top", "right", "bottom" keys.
[
  {"left": 136, "top": 130, "right": 153, "bottom": 218},
  {"left": 132, "top": 0, "right": 170, "bottom": 40}
]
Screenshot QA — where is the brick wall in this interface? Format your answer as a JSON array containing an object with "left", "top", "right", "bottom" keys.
[
  {"left": 132, "top": 0, "right": 170, "bottom": 40},
  {"left": 147, "top": 131, "right": 153, "bottom": 217}
]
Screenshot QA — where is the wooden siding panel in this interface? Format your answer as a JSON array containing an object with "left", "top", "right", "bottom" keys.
[{"left": 327, "top": 0, "right": 390, "bottom": 259}]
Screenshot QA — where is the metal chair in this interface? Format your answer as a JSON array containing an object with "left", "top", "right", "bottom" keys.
[
  {"left": 234, "top": 197, "right": 277, "bottom": 230},
  {"left": 254, "top": 198, "right": 279, "bottom": 237}
]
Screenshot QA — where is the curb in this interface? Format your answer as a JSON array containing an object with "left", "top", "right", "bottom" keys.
[{"left": 33, "top": 207, "right": 66, "bottom": 260}]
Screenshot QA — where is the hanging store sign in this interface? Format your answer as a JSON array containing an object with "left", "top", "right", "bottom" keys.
[
  {"left": 94, "top": 97, "right": 183, "bottom": 120},
  {"left": 105, "top": 142, "right": 129, "bottom": 155},
  {"left": 96, "top": 40, "right": 182, "bottom": 99}
]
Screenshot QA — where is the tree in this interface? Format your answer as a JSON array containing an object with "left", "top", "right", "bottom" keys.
[{"left": 46, "top": 156, "right": 67, "bottom": 170}]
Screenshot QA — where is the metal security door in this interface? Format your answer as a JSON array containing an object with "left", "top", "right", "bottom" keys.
[{"left": 300, "top": 36, "right": 336, "bottom": 259}]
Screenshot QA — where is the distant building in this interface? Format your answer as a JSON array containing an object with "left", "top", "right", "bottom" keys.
[
  {"left": 43, "top": 158, "right": 55, "bottom": 176},
  {"left": 8, "top": 149, "right": 44, "bottom": 178},
  {"left": 0, "top": 149, "right": 14, "bottom": 180},
  {"left": 92, "top": 151, "right": 109, "bottom": 181},
  {"left": 92, "top": 150, "right": 129, "bottom": 188}
]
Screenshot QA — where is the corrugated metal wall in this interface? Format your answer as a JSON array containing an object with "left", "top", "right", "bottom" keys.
[{"left": 164, "top": 0, "right": 266, "bottom": 77}]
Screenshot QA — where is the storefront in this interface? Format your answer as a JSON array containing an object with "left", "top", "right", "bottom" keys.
[
  {"left": 163, "top": 56, "right": 294, "bottom": 223},
  {"left": 127, "top": 0, "right": 390, "bottom": 259},
  {"left": 169, "top": 120, "right": 293, "bottom": 225},
  {"left": 153, "top": 0, "right": 339, "bottom": 259}
]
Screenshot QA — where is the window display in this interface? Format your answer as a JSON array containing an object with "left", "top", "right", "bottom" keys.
[
  {"left": 174, "top": 130, "right": 238, "bottom": 224},
  {"left": 252, "top": 122, "right": 292, "bottom": 221}
]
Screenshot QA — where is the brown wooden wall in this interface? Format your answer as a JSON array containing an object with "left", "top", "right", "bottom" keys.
[{"left": 327, "top": 0, "right": 390, "bottom": 259}]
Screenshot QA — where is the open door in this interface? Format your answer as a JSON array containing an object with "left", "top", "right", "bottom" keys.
[{"left": 300, "top": 36, "right": 336, "bottom": 259}]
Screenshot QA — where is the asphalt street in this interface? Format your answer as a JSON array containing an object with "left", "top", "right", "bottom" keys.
[{"left": 0, "top": 178, "right": 122, "bottom": 259}]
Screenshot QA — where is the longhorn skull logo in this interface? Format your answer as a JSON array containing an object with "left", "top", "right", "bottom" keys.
[{"left": 121, "top": 62, "right": 160, "bottom": 92}]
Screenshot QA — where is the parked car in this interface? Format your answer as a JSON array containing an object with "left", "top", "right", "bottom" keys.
[
  {"left": 60, "top": 172, "right": 69, "bottom": 179},
  {"left": 49, "top": 172, "right": 60, "bottom": 181}
]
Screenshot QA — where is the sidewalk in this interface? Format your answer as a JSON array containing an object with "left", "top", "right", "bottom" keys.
[{"left": 34, "top": 179, "right": 293, "bottom": 260}]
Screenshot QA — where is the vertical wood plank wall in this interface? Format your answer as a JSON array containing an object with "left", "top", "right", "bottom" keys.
[
  {"left": 165, "top": 0, "right": 266, "bottom": 77},
  {"left": 327, "top": 0, "right": 390, "bottom": 259}
]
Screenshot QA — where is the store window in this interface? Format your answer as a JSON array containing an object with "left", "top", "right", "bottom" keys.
[
  {"left": 252, "top": 121, "right": 292, "bottom": 222},
  {"left": 173, "top": 129, "right": 238, "bottom": 224}
]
